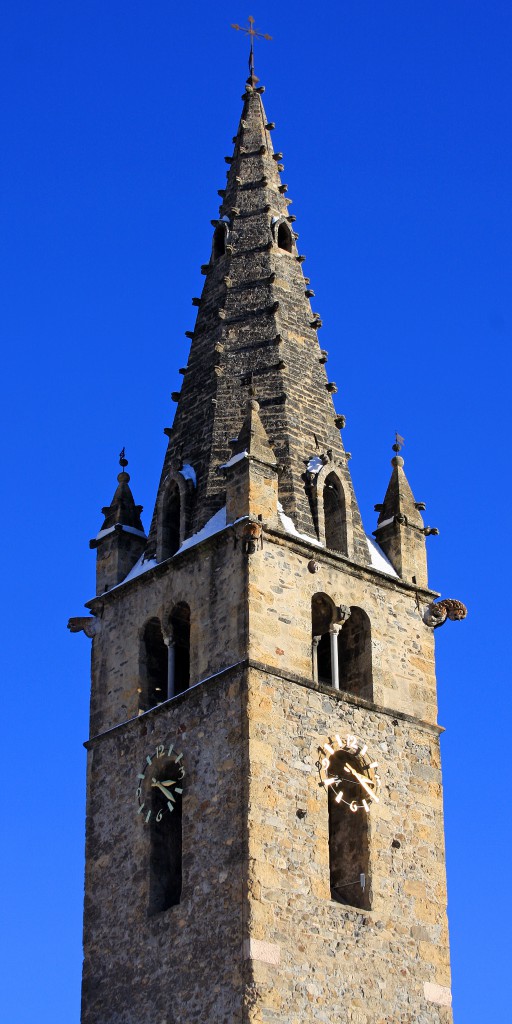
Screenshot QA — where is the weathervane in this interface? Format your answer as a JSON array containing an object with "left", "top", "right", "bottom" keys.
[
  {"left": 231, "top": 15, "right": 272, "bottom": 84},
  {"left": 392, "top": 432, "right": 405, "bottom": 454}
]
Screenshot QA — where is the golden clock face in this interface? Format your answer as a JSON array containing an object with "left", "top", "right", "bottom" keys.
[
  {"left": 318, "top": 733, "right": 381, "bottom": 813},
  {"left": 136, "top": 742, "right": 185, "bottom": 825}
]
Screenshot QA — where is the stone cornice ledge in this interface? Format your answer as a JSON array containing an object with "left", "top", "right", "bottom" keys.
[
  {"left": 265, "top": 525, "right": 439, "bottom": 601},
  {"left": 85, "top": 657, "right": 442, "bottom": 747},
  {"left": 247, "top": 659, "right": 443, "bottom": 735}
]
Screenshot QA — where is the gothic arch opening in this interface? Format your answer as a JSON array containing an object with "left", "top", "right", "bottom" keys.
[
  {"left": 338, "top": 607, "right": 373, "bottom": 700},
  {"left": 140, "top": 618, "right": 168, "bottom": 712},
  {"left": 277, "top": 221, "right": 293, "bottom": 252},
  {"left": 328, "top": 748, "right": 371, "bottom": 910},
  {"left": 169, "top": 602, "right": 190, "bottom": 696},
  {"left": 161, "top": 481, "right": 181, "bottom": 560},
  {"left": 323, "top": 473, "right": 347, "bottom": 554}
]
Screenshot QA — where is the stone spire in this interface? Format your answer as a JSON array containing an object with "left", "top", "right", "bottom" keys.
[
  {"left": 146, "top": 75, "right": 369, "bottom": 565},
  {"left": 90, "top": 451, "right": 147, "bottom": 594},
  {"left": 373, "top": 438, "right": 435, "bottom": 588}
]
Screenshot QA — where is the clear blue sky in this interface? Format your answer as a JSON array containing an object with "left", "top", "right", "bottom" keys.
[{"left": 1, "top": 1, "right": 510, "bottom": 1020}]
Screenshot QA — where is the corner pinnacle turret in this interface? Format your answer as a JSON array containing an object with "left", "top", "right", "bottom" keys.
[
  {"left": 373, "top": 437, "right": 437, "bottom": 588},
  {"left": 90, "top": 451, "right": 147, "bottom": 593}
]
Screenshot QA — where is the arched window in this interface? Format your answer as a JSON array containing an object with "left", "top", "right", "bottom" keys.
[
  {"left": 312, "top": 598, "right": 373, "bottom": 699},
  {"left": 312, "top": 593, "right": 336, "bottom": 686},
  {"left": 277, "top": 221, "right": 293, "bottom": 252},
  {"left": 161, "top": 481, "right": 181, "bottom": 560},
  {"left": 212, "top": 222, "right": 227, "bottom": 260},
  {"left": 169, "top": 602, "right": 190, "bottom": 697},
  {"left": 148, "top": 758, "right": 183, "bottom": 915},
  {"left": 140, "top": 618, "right": 168, "bottom": 712},
  {"left": 323, "top": 473, "right": 347, "bottom": 554},
  {"left": 338, "top": 608, "right": 373, "bottom": 700},
  {"left": 328, "top": 749, "right": 371, "bottom": 910}
]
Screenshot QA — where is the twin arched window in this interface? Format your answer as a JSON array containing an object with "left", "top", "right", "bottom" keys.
[
  {"left": 139, "top": 604, "right": 191, "bottom": 713},
  {"left": 312, "top": 594, "right": 372, "bottom": 701}
]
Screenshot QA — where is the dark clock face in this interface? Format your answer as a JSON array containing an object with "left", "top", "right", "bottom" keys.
[
  {"left": 136, "top": 742, "right": 185, "bottom": 824},
  {"left": 318, "top": 733, "right": 381, "bottom": 813}
]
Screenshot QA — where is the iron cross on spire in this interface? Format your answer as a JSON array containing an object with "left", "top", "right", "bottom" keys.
[{"left": 231, "top": 15, "right": 272, "bottom": 83}]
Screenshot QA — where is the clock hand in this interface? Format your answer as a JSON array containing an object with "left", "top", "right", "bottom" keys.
[
  {"left": 151, "top": 779, "right": 177, "bottom": 800},
  {"left": 344, "top": 763, "right": 379, "bottom": 803}
]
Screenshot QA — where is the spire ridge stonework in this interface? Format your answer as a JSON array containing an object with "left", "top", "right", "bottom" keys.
[{"left": 146, "top": 81, "right": 368, "bottom": 564}]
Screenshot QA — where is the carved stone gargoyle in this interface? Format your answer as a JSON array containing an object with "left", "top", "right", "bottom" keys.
[
  {"left": 423, "top": 599, "right": 467, "bottom": 629},
  {"left": 67, "top": 617, "right": 100, "bottom": 638}
]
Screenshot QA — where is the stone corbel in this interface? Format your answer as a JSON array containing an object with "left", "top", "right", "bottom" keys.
[
  {"left": 67, "top": 617, "right": 100, "bottom": 638},
  {"left": 233, "top": 519, "right": 264, "bottom": 555},
  {"left": 423, "top": 598, "right": 467, "bottom": 629},
  {"left": 334, "top": 604, "right": 351, "bottom": 625}
]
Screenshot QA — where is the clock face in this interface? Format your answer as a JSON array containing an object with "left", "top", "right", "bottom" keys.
[
  {"left": 136, "top": 741, "right": 185, "bottom": 825},
  {"left": 318, "top": 733, "right": 381, "bottom": 813}
]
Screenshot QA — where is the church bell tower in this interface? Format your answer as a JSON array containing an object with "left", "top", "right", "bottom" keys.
[{"left": 70, "top": 44, "right": 465, "bottom": 1024}]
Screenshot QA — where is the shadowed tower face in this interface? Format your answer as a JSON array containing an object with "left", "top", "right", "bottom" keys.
[{"left": 73, "top": 47, "right": 457, "bottom": 1024}]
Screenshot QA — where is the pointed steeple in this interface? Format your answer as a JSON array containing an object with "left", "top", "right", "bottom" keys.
[
  {"left": 90, "top": 451, "right": 147, "bottom": 594},
  {"left": 147, "top": 75, "right": 368, "bottom": 565},
  {"left": 373, "top": 438, "right": 436, "bottom": 588}
]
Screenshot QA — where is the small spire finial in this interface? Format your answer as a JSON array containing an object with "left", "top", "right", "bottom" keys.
[
  {"left": 118, "top": 447, "right": 130, "bottom": 482},
  {"left": 392, "top": 432, "right": 405, "bottom": 454},
  {"left": 231, "top": 15, "right": 272, "bottom": 85}
]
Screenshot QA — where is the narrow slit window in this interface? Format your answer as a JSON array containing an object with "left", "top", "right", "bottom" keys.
[
  {"left": 148, "top": 762, "right": 183, "bottom": 915},
  {"left": 277, "top": 221, "right": 293, "bottom": 252},
  {"left": 212, "top": 223, "right": 227, "bottom": 259},
  {"left": 328, "top": 750, "right": 371, "bottom": 910},
  {"left": 323, "top": 473, "right": 347, "bottom": 554}
]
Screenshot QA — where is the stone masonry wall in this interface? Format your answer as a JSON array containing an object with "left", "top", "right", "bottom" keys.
[
  {"left": 82, "top": 670, "right": 248, "bottom": 1024},
  {"left": 88, "top": 529, "right": 248, "bottom": 737},
  {"left": 248, "top": 532, "right": 438, "bottom": 724},
  {"left": 245, "top": 669, "right": 452, "bottom": 1024}
]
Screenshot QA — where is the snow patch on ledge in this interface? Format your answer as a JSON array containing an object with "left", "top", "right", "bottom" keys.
[
  {"left": 122, "top": 555, "right": 158, "bottom": 584},
  {"left": 366, "top": 535, "right": 398, "bottom": 577},
  {"left": 306, "top": 455, "right": 324, "bottom": 475},
  {"left": 220, "top": 450, "right": 248, "bottom": 470},
  {"left": 375, "top": 516, "right": 394, "bottom": 530},
  {"left": 179, "top": 463, "right": 197, "bottom": 486},
  {"left": 277, "top": 502, "right": 323, "bottom": 548},
  {"left": 95, "top": 524, "right": 147, "bottom": 541},
  {"left": 178, "top": 506, "right": 228, "bottom": 553}
]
